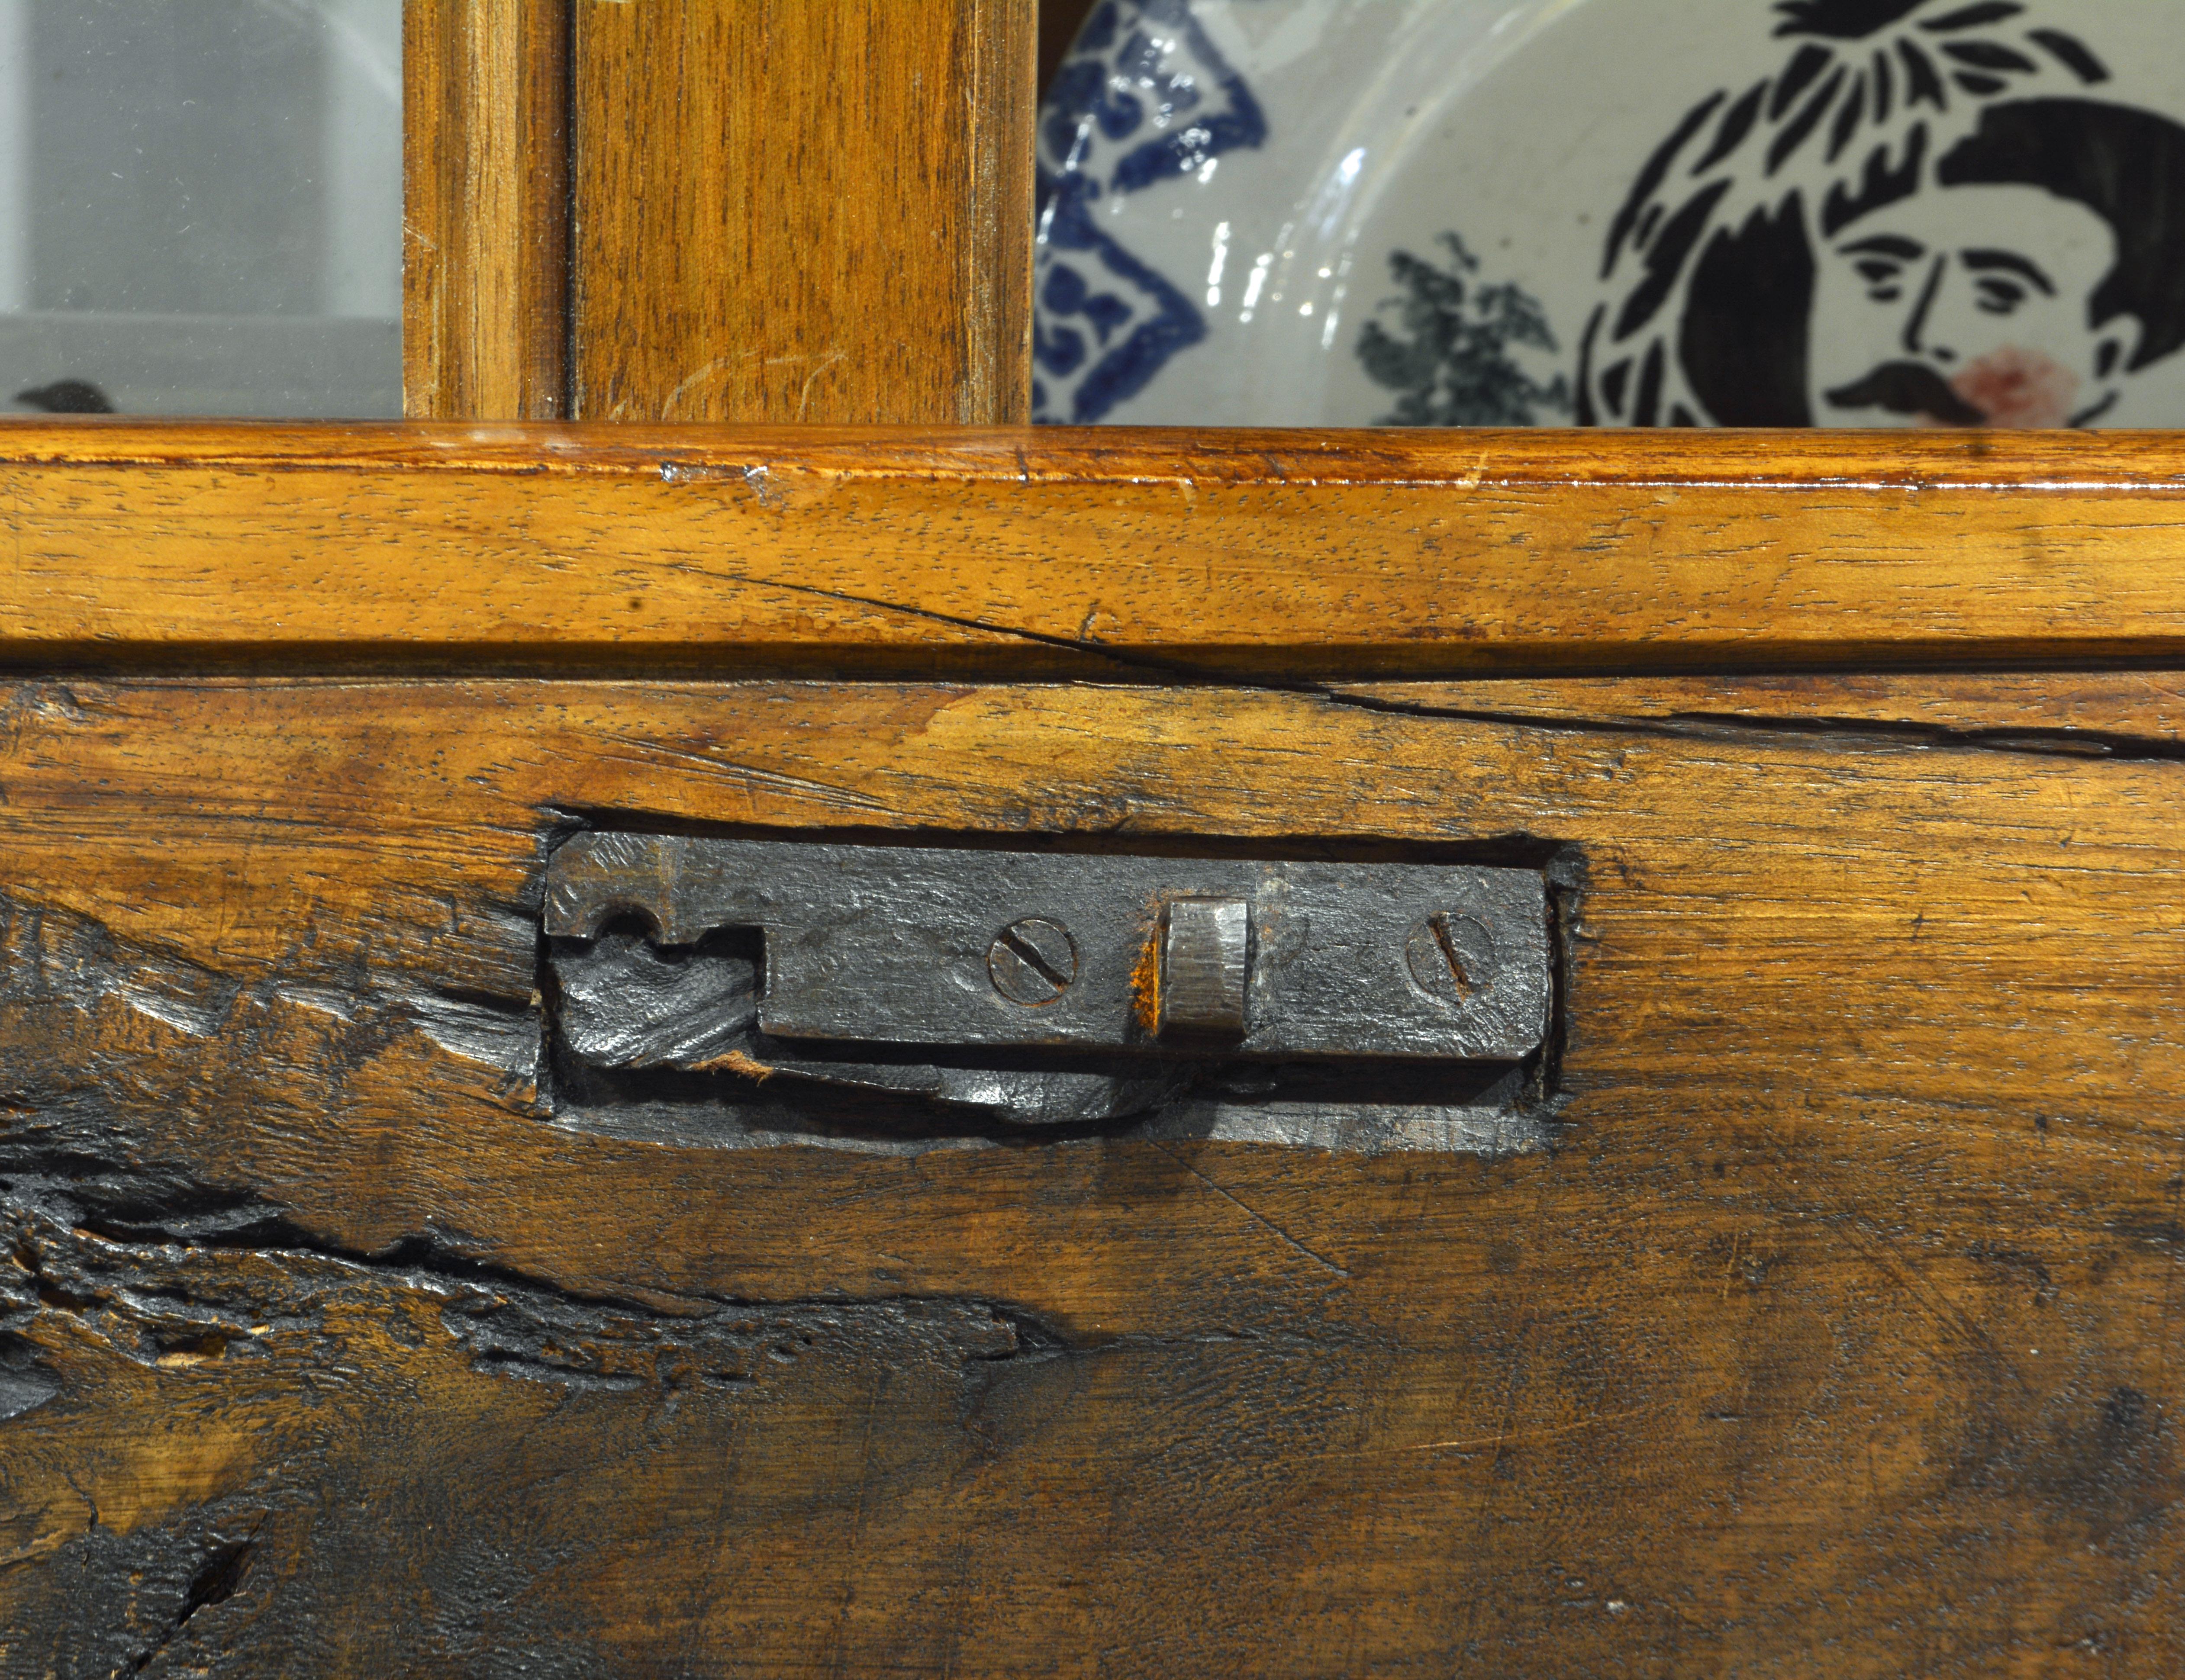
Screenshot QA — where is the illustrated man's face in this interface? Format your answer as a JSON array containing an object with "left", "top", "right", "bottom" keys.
[{"left": 1808, "top": 183, "right": 2138, "bottom": 427}]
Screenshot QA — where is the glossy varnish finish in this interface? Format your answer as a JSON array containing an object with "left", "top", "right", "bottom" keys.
[
  {"left": 12, "top": 0, "right": 2179, "bottom": 1658},
  {"left": 0, "top": 666, "right": 2179, "bottom": 1674},
  {"left": 570, "top": 0, "right": 1036, "bottom": 422},
  {"left": 8, "top": 425, "right": 2185, "bottom": 674}
]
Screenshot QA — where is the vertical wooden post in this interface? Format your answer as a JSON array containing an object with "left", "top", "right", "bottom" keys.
[
  {"left": 403, "top": 0, "right": 574, "bottom": 420},
  {"left": 568, "top": 0, "right": 1036, "bottom": 425}
]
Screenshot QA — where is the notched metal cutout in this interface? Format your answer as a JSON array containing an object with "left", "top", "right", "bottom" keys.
[{"left": 539, "top": 834, "right": 1569, "bottom": 1155}]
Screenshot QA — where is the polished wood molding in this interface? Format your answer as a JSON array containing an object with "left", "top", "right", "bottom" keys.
[
  {"left": 402, "top": 0, "right": 574, "bottom": 421},
  {"left": 5, "top": 425, "right": 2185, "bottom": 675},
  {"left": 570, "top": 0, "right": 1037, "bottom": 423}
]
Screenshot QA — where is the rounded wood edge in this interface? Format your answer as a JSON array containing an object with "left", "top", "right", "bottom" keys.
[{"left": 0, "top": 421, "right": 2182, "bottom": 489}]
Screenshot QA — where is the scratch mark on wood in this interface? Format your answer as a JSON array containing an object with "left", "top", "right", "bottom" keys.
[
  {"left": 1389, "top": 1405, "right": 1668, "bottom": 1457},
  {"left": 1152, "top": 1143, "right": 1352, "bottom": 1279}
]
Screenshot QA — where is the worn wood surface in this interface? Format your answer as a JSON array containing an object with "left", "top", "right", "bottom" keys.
[
  {"left": 403, "top": 0, "right": 573, "bottom": 421},
  {"left": 0, "top": 671, "right": 2180, "bottom": 1674},
  {"left": 12, "top": 425, "right": 2185, "bottom": 675},
  {"left": 1329, "top": 671, "right": 2185, "bottom": 745},
  {"left": 570, "top": 0, "right": 1036, "bottom": 423}
]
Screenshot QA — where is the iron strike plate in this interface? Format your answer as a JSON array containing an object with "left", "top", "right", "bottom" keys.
[
  {"left": 541, "top": 834, "right": 1558, "bottom": 1143},
  {"left": 547, "top": 834, "right": 1549, "bottom": 1059}
]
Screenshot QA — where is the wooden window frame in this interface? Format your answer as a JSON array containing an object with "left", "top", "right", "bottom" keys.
[
  {"left": 1, "top": 0, "right": 2176, "bottom": 682},
  {"left": 5, "top": 14, "right": 2183, "bottom": 1668},
  {"left": 3, "top": 425, "right": 2183, "bottom": 680},
  {"left": 402, "top": 0, "right": 1034, "bottom": 427}
]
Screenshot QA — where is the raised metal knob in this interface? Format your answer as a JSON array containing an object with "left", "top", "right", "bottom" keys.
[{"left": 1158, "top": 898, "right": 1250, "bottom": 1040}]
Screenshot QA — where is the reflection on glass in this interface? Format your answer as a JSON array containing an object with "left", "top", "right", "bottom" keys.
[{"left": 0, "top": 0, "right": 401, "bottom": 418}]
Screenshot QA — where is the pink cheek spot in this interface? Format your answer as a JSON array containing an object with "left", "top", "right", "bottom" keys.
[{"left": 1950, "top": 346, "right": 2081, "bottom": 429}]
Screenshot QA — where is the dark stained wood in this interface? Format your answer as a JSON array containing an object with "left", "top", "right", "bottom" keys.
[
  {"left": 1040, "top": 0, "right": 1100, "bottom": 95},
  {"left": 570, "top": 0, "right": 1037, "bottom": 423},
  {"left": 403, "top": 0, "right": 574, "bottom": 420},
  {"left": 12, "top": 425, "right": 2185, "bottom": 675},
  {"left": 1, "top": 672, "right": 2182, "bottom": 1673},
  {"left": 58, "top": 0, "right": 2185, "bottom": 1661}
]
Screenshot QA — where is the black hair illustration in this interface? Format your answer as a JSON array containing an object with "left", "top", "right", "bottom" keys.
[
  {"left": 1578, "top": 0, "right": 2185, "bottom": 427},
  {"left": 1938, "top": 100, "right": 2185, "bottom": 373}
]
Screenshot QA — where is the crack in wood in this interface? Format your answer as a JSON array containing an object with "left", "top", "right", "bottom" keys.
[
  {"left": 0, "top": 891, "right": 1075, "bottom": 1395},
  {"left": 122, "top": 1532, "right": 256, "bottom": 1676},
  {"left": 1317, "top": 687, "right": 2185, "bottom": 764},
  {"left": 1, "top": 1181, "right": 1065, "bottom": 1397}
]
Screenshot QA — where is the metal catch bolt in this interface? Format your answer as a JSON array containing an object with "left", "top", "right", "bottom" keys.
[{"left": 1159, "top": 898, "right": 1250, "bottom": 1040}]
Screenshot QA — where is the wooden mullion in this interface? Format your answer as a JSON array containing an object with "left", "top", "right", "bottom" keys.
[
  {"left": 964, "top": 0, "right": 1040, "bottom": 426},
  {"left": 569, "top": 0, "right": 1037, "bottom": 424},
  {"left": 403, "top": 0, "right": 574, "bottom": 421}
]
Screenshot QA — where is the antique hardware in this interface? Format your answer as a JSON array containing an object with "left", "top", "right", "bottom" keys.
[
  {"left": 986, "top": 918, "right": 1079, "bottom": 1007},
  {"left": 543, "top": 834, "right": 1556, "bottom": 1142},
  {"left": 1158, "top": 899, "right": 1251, "bottom": 1041}
]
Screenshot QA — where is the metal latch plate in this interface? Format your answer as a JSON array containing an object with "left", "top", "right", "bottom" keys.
[{"left": 545, "top": 835, "right": 1551, "bottom": 1064}]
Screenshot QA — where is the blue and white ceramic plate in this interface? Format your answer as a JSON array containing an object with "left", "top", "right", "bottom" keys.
[{"left": 1035, "top": 0, "right": 2185, "bottom": 428}]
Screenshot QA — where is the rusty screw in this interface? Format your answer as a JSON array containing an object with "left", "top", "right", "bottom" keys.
[
  {"left": 1405, "top": 913, "right": 1495, "bottom": 1004},
  {"left": 988, "top": 917, "right": 1079, "bottom": 1007}
]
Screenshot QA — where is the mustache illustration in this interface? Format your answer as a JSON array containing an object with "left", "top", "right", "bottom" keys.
[{"left": 1824, "top": 362, "right": 1987, "bottom": 426}]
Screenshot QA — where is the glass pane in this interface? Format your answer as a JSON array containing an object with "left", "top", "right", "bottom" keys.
[
  {"left": 1036, "top": 0, "right": 2185, "bottom": 431},
  {"left": 0, "top": 0, "right": 401, "bottom": 418}
]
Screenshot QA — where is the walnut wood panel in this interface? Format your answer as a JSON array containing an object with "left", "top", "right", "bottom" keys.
[
  {"left": 570, "top": 0, "right": 1036, "bottom": 424},
  {"left": 1, "top": 674, "right": 2181, "bottom": 1673},
  {"left": 403, "top": 0, "right": 573, "bottom": 421},
  {"left": 9, "top": 425, "right": 2185, "bottom": 676}
]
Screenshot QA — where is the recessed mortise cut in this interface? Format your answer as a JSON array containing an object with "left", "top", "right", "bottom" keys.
[{"left": 538, "top": 833, "right": 1574, "bottom": 1155}]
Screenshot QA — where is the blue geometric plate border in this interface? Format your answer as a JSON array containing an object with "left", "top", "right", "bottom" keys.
[{"left": 1033, "top": 0, "right": 1268, "bottom": 424}]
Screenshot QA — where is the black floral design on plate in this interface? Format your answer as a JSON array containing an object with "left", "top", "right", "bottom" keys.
[{"left": 1357, "top": 235, "right": 1571, "bottom": 428}]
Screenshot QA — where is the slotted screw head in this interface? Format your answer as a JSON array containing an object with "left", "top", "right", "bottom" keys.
[
  {"left": 988, "top": 918, "right": 1079, "bottom": 1007},
  {"left": 1406, "top": 913, "right": 1496, "bottom": 1004}
]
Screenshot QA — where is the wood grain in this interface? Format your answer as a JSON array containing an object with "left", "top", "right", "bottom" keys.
[
  {"left": 33, "top": 14, "right": 2182, "bottom": 1663},
  {"left": 1, "top": 673, "right": 2181, "bottom": 1673},
  {"left": 570, "top": 0, "right": 1036, "bottom": 424},
  {"left": 403, "top": 0, "right": 573, "bottom": 420},
  {"left": 1329, "top": 671, "right": 2185, "bottom": 743},
  {"left": 9, "top": 424, "right": 2185, "bottom": 674}
]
